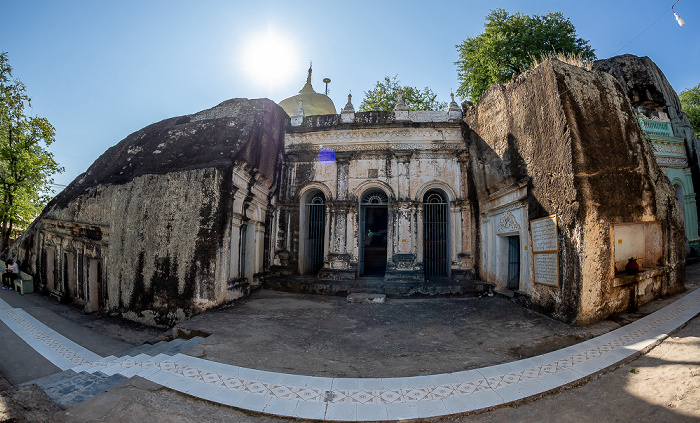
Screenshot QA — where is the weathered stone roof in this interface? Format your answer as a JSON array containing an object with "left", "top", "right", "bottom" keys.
[
  {"left": 49, "top": 98, "right": 287, "bottom": 209},
  {"left": 593, "top": 54, "right": 681, "bottom": 111}
]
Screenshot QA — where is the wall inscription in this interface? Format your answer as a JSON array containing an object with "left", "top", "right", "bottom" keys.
[
  {"left": 531, "top": 216, "right": 558, "bottom": 252},
  {"left": 530, "top": 215, "right": 559, "bottom": 286},
  {"left": 533, "top": 254, "right": 558, "bottom": 286}
]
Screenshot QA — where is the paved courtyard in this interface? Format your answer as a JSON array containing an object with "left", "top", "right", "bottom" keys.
[{"left": 0, "top": 264, "right": 698, "bottom": 421}]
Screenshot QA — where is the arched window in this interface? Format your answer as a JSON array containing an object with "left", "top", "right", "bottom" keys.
[
  {"left": 361, "top": 190, "right": 388, "bottom": 205},
  {"left": 423, "top": 190, "right": 449, "bottom": 279},
  {"left": 304, "top": 192, "right": 326, "bottom": 274}
]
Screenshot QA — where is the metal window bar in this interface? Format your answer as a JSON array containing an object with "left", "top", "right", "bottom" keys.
[
  {"left": 507, "top": 236, "right": 520, "bottom": 290},
  {"left": 306, "top": 193, "right": 326, "bottom": 274},
  {"left": 423, "top": 192, "right": 448, "bottom": 279}
]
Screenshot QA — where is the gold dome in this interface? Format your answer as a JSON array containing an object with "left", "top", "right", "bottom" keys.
[{"left": 278, "top": 66, "right": 336, "bottom": 117}]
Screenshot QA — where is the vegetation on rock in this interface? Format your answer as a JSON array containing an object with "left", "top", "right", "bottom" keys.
[
  {"left": 680, "top": 83, "right": 700, "bottom": 136},
  {"left": 455, "top": 9, "right": 596, "bottom": 103}
]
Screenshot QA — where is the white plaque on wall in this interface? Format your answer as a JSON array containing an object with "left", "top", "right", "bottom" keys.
[{"left": 530, "top": 215, "right": 559, "bottom": 287}]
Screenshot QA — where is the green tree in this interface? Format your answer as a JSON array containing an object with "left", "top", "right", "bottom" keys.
[
  {"left": 679, "top": 83, "right": 700, "bottom": 136},
  {"left": 359, "top": 75, "right": 447, "bottom": 112},
  {"left": 455, "top": 9, "right": 596, "bottom": 103},
  {"left": 0, "top": 52, "right": 63, "bottom": 252}
]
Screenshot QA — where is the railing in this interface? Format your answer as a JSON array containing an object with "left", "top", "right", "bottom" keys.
[{"left": 638, "top": 116, "right": 674, "bottom": 137}]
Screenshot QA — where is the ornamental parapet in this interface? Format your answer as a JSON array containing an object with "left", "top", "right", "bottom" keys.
[{"left": 638, "top": 115, "right": 673, "bottom": 137}]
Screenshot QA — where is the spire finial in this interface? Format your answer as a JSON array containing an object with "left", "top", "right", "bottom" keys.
[
  {"left": 342, "top": 92, "right": 355, "bottom": 114},
  {"left": 306, "top": 62, "right": 312, "bottom": 84}
]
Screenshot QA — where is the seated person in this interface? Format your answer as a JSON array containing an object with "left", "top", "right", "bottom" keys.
[{"left": 2, "top": 259, "right": 18, "bottom": 290}]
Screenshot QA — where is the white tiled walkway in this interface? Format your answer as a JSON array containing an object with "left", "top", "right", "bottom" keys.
[{"left": 1, "top": 290, "right": 699, "bottom": 421}]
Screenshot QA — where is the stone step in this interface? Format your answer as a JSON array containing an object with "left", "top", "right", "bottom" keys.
[
  {"left": 29, "top": 370, "right": 127, "bottom": 407},
  {"left": 347, "top": 293, "right": 386, "bottom": 303},
  {"left": 119, "top": 336, "right": 205, "bottom": 357}
]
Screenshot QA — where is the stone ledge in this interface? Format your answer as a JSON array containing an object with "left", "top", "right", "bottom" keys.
[{"left": 612, "top": 267, "right": 665, "bottom": 287}]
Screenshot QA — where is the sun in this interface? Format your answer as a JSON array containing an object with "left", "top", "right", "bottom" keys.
[{"left": 241, "top": 30, "right": 299, "bottom": 89}]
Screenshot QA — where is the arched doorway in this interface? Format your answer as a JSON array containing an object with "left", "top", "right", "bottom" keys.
[
  {"left": 303, "top": 191, "right": 326, "bottom": 274},
  {"left": 423, "top": 190, "right": 449, "bottom": 280},
  {"left": 674, "top": 184, "right": 686, "bottom": 227},
  {"left": 360, "top": 190, "right": 388, "bottom": 276}
]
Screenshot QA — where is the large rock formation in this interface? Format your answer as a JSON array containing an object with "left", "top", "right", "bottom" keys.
[
  {"left": 9, "top": 98, "right": 287, "bottom": 327},
  {"left": 464, "top": 59, "right": 685, "bottom": 324}
]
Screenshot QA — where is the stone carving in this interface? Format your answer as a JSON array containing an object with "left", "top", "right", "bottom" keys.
[{"left": 497, "top": 212, "right": 520, "bottom": 234}]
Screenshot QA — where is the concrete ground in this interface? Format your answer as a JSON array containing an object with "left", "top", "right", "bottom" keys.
[
  {"left": 178, "top": 291, "right": 622, "bottom": 378},
  {"left": 1, "top": 264, "right": 699, "bottom": 421}
]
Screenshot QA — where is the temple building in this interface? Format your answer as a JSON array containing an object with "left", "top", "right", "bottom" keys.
[
  {"left": 269, "top": 67, "right": 474, "bottom": 290},
  {"left": 636, "top": 108, "right": 699, "bottom": 251},
  {"left": 5, "top": 55, "right": 690, "bottom": 327}
]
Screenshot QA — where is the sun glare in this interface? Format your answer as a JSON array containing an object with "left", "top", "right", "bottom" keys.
[{"left": 242, "top": 30, "right": 298, "bottom": 89}]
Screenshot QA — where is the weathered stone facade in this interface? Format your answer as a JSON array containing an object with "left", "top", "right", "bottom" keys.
[
  {"left": 272, "top": 98, "right": 475, "bottom": 284},
  {"left": 5, "top": 56, "right": 689, "bottom": 327},
  {"left": 464, "top": 59, "right": 685, "bottom": 324},
  {"left": 9, "top": 99, "right": 286, "bottom": 327}
]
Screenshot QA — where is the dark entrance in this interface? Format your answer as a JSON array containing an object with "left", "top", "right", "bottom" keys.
[
  {"left": 240, "top": 224, "right": 247, "bottom": 278},
  {"left": 507, "top": 236, "right": 520, "bottom": 290},
  {"left": 360, "top": 190, "right": 388, "bottom": 276},
  {"left": 423, "top": 190, "right": 449, "bottom": 280},
  {"left": 305, "top": 192, "right": 326, "bottom": 274}
]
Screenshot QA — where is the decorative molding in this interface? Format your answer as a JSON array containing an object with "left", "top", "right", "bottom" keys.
[
  {"left": 288, "top": 142, "right": 462, "bottom": 153},
  {"left": 497, "top": 211, "right": 521, "bottom": 234},
  {"left": 486, "top": 201, "right": 525, "bottom": 218},
  {"left": 656, "top": 156, "right": 688, "bottom": 166},
  {"left": 286, "top": 127, "right": 463, "bottom": 148},
  {"left": 652, "top": 142, "right": 686, "bottom": 155}
]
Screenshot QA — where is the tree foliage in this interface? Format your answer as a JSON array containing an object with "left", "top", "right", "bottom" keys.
[
  {"left": 359, "top": 75, "right": 447, "bottom": 112},
  {"left": 0, "top": 52, "right": 63, "bottom": 252},
  {"left": 680, "top": 83, "right": 700, "bottom": 136},
  {"left": 455, "top": 9, "right": 596, "bottom": 103}
]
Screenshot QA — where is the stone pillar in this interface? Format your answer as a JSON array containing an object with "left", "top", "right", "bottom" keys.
[
  {"left": 318, "top": 200, "right": 355, "bottom": 280},
  {"left": 253, "top": 223, "right": 266, "bottom": 283},
  {"left": 336, "top": 152, "right": 351, "bottom": 200},
  {"left": 318, "top": 152, "right": 355, "bottom": 279},
  {"left": 684, "top": 170, "right": 700, "bottom": 244},
  {"left": 395, "top": 152, "right": 412, "bottom": 201},
  {"left": 453, "top": 151, "right": 475, "bottom": 280},
  {"left": 386, "top": 199, "right": 422, "bottom": 282},
  {"left": 229, "top": 219, "right": 242, "bottom": 279},
  {"left": 271, "top": 202, "right": 294, "bottom": 275}
]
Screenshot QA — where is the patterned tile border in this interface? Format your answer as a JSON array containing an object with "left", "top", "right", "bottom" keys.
[{"left": 0, "top": 289, "right": 699, "bottom": 421}]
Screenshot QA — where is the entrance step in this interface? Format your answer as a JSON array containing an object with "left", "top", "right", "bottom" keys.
[
  {"left": 263, "top": 275, "right": 495, "bottom": 298},
  {"left": 494, "top": 289, "right": 518, "bottom": 299},
  {"left": 347, "top": 293, "right": 386, "bottom": 303},
  {"left": 119, "top": 336, "right": 206, "bottom": 357}
]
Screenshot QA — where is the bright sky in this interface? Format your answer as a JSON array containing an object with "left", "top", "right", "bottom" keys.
[{"left": 1, "top": 0, "right": 698, "bottom": 189}]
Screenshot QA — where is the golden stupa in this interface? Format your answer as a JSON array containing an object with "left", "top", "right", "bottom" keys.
[{"left": 278, "top": 65, "right": 336, "bottom": 117}]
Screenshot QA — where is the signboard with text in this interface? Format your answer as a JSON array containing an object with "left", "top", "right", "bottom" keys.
[{"left": 530, "top": 215, "right": 559, "bottom": 287}]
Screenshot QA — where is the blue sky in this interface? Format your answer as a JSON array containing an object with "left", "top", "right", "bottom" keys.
[{"left": 1, "top": 0, "right": 698, "bottom": 188}]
